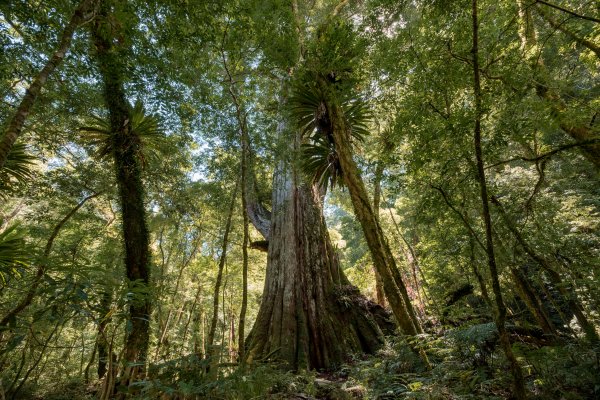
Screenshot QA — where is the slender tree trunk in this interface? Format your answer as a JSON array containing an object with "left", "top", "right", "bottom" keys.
[
  {"left": 469, "top": 237, "right": 492, "bottom": 307},
  {"left": 10, "top": 319, "right": 61, "bottom": 398},
  {"left": 228, "top": 308, "right": 236, "bottom": 362},
  {"left": 182, "top": 282, "right": 202, "bottom": 353},
  {"left": 491, "top": 196, "right": 599, "bottom": 343},
  {"left": 433, "top": 185, "right": 557, "bottom": 335},
  {"left": 154, "top": 234, "right": 202, "bottom": 361},
  {"left": 510, "top": 266, "right": 556, "bottom": 336},
  {"left": 383, "top": 193, "right": 435, "bottom": 312},
  {"left": 534, "top": 5, "right": 600, "bottom": 59},
  {"left": 91, "top": 7, "right": 152, "bottom": 386},
  {"left": 0, "top": 0, "right": 100, "bottom": 169},
  {"left": 220, "top": 48, "right": 252, "bottom": 366},
  {"left": 471, "top": 2, "right": 527, "bottom": 398},
  {"left": 97, "top": 289, "right": 113, "bottom": 379},
  {"left": 372, "top": 162, "right": 387, "bottom": 307},
  {"left": 238, "top": 136, "right": 250, "bottom": 367},
  {"left": 206, "top": 181, "right": 239, "bottom": 356}
]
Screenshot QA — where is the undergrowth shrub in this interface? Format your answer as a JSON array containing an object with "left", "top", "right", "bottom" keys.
[
  {"left": 517, "top": 341, "right": 600, "bottom": 399},
  {"left": 136, "top": 358, "right": 317, "bottom": 399}
]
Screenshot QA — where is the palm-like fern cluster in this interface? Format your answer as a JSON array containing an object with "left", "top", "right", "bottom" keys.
[
  {"left": 290, "top": 80, "right": 371, "bottom": 188},
  {"left": 79, "top": 100, "right": 163, "bottom": 167},
  {"left": 0, "top": 144, "right": 34, "bottom": 285},
  {"left": 0, "top": 224, "right": 28, "bottom": 286},
  {"left": 0, "top": 144, "right": 35, "bottom": 200}
]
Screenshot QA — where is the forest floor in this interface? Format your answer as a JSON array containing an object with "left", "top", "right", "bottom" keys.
[{"left": 26, "top": 324, "right": 600, "bottom": 400}]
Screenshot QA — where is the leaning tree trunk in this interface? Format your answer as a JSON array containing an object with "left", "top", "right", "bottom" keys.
[
  {"left": 322, "top": 88, "right": 421, "bottom": 336},
  {"left": 244, "top": 124, "right": 385, "bottom": 370},
  {"left": 91, "top": 7, "right": 152, "bottom": 386},
  {"left": 491, "top": 196, "right": 599, "bottom": 343}
]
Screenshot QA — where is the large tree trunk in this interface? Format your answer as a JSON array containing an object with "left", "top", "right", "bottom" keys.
[
  {"left": 91, "top": 7, "right": 152, "bottom": 386},
  {"left": 245, "top": 127, "right": 385, "bottom": 370}
]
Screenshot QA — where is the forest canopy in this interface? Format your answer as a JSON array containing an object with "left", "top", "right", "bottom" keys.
[{"left": 0, "top": 0, "right": 599, "bottom": 399}]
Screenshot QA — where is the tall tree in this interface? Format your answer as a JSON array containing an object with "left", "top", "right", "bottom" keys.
[
  {"left": 470, "top": 1, "right": 526, "bottom": 397},
  {"left": 90, "top": 2, "right": 152, "bottom": 386},
  {"left": 292, "top": 18, "right": 422, "bottom": 335},
  {"left": 238, "top": 1, "right": 388, "bottom": 370},
  {"left": 206, "top": 180, "right": 239, "bottom": 359},
  {"left": 244, "top": 119, "right": 384, "bottom": 369}
]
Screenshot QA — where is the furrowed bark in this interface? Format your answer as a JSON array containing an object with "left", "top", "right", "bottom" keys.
[
  {"left": 0, "top": 0, "right": 100, "bottom": 169},
  {"left": 244, "top": 118, "right": 385, "bottom": 370},
  {"left": 245, "top": 2, "right": 387, "bottom": 371}
]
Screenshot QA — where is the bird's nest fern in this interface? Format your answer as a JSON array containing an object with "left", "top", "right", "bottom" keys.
[
  {"left": 79, "top": 100, "right": 164, "bottom": 168},
  {"left": 290, "top": 81, "right": 371, "bottom": 188}
]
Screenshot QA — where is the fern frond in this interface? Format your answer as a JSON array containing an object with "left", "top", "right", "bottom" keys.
[
  {"left": 0, "top": 144, "right": 36, "bottom": 199},
  {"left": 300, "top": 134, "right": 343, "bottom": 188},
  {"left": 0, "top": 224, "right": 28, "bottom": 284},
  {"left": 80, "top": 100, "right": 164, "bottom": 167}
]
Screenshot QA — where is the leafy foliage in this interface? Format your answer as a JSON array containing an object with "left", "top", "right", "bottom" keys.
[
  {"left": 140, "top": 359, "right": 317, "bottom": 399},
  {"left": 0, "top": 0, "right": 598, "bottom": 398}
]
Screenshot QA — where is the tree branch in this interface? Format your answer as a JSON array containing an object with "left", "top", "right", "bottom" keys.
[
  {"left": 0, "top": 0, "right": 101, "bottom": 170},
  {"left": 0, "top": 191, "right": 102, "bottom": 328},
  {"left": 535, "top": 5, "right": 600, "bottom": 58},
  {"left": 486, "top": 139, "right": 600, "bottom": 169},
  {"left": 534, "top": 0, "right": 600, "bottom": 24}
]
